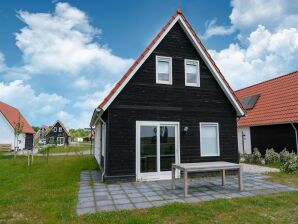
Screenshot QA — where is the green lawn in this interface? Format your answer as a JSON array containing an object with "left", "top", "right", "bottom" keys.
[
  {"left": 0, "top": 153, "right": 298, "bottom": 224},
  {"left": 40, "top": 143, "right": 91, "bottom": 154},
  {"left": 268, "top": 172, "right": 298, "bottom": 188}
]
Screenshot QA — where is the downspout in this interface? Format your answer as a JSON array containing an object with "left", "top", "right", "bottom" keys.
[
  {"left": 291, "top": 123, "right": 298, "bottom": 153},
  {"left": 99, "top": 117, "right": 106, "bottom": 181}
]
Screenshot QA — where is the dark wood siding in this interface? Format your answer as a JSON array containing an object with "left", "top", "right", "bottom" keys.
[
  {"left": 46, "top": 122, "right": 70, "bottom": 145},
  {"left": 251, "top": 124, "right": 297, "bottom": 154},
  {"left": 103, "top": 22, "right": 238, "bottom": 179},
  {"left": 25, "top": 134, "right": 33, "bottom": 149}
]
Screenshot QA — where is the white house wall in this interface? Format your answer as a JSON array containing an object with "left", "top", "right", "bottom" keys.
[
  {"left": 94, "top": 122, "right": 101, "bottom": 165},
  {"left": 237, "top": 126, "right": 252, "bottom": 154},
  {"left": 0, "top": 112, "right": 26, "bottom": 150},
  {"left": 0, "top": 112, "right": 15, "bottom": 149}
]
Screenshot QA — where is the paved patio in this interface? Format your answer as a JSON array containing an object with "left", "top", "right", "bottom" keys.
[{"left": 76, "top": 170, "right": 297, "bottom": 215}]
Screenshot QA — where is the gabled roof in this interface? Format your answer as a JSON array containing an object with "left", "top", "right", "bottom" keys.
[
  {"left": 95, "top": 9, "right": 244, "bottom": 117},
  {"left": 0, "top": 101, "right": 35, "bottom": 134},
  {"left": 47, "top": 120, "right": 71, "bottom": 136},
  {"left": 236, "top": 71, "right": 298, "bottom": 127}
]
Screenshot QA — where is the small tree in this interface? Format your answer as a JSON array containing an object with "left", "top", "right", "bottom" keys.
[{"left": 13, "top": 113, "right": 24, "bottom": 159}]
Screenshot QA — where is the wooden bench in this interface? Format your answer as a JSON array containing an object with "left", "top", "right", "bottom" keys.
[
  {"left": 0, "top": 144, "right": 12, "bottom": 152},
  {"left": 171, "top": 161, "right": 243, "bottom": 197}
]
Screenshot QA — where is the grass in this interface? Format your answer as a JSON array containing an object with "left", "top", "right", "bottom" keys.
[
  {"left": 0, "top": 153, "right": 97, "bottom": 224},
  {"left": 0, "top": 153, "right": 298, "bottom": 223},
  {"left": 40, "top": 143, "right": 91, "bottom": 154},
  {"left": 268, "top": 172, "right": 298, "bottom": 188}
]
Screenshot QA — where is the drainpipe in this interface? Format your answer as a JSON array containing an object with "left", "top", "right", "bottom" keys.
[
  {"left": 291, "top": 123, "right": 298, "bottom": 153},
  {"left": 241, "top": 131, "right": 246, "bottom": 154}
]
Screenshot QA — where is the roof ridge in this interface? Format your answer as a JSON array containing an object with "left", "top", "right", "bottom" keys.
[{"left": 236, "top": 70, "right": 298, "bottom": 93}]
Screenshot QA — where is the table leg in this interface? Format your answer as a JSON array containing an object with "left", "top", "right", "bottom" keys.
[
  {"left": 221, "top": 169, "right": 225, "bottom": 186},
  {"left": 171, "top": 166, "right": 175, "bottom": 190},
  {"left": 238, "top": 166, "right": 243, "bottom": 191},
  {"left": 184, "top": 169, "right": 188, "bottom": 197}
]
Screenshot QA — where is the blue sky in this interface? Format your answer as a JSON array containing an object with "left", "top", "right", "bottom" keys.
[{"left": 0, "top": 0, "right": 297, "bottom": 128}]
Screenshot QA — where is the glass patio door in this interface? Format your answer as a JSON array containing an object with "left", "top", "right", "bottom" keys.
[
  {"left": 136, "top": 121, "right": 180, "bottom": 181},
  {"left": 57, "top": 137, "right": 65, "bottom": 146}
]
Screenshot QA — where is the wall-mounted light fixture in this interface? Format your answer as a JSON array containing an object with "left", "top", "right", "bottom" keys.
[{"left": 183, "top": 126, "right": 189, "bottom": 134}]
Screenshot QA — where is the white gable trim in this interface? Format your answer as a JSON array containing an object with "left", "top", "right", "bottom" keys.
[
  {"left": 101, "top": 16, "right": 180, "bottom": 112},
  {"left": 177, "top": 18, "right": 244, "bottom": 116},
  {"left": 100, "top": 15, "right": 244, "bottom": 116}
]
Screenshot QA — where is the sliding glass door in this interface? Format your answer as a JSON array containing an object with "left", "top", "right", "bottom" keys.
[{"left": 136, "top": 121, "right": 180, "bottom": 181}]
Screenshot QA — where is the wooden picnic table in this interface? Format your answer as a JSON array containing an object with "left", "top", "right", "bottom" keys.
[{"left": 171, "top": 161, "right": 243, "bottom": 197}]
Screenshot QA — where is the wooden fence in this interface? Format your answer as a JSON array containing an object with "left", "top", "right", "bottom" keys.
[{"left": 0, "top": 144, "right": 12, "bottom": 152}]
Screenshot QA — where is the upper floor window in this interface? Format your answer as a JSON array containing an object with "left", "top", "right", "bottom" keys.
[
  {"left": 156, "top": 56, "right": 172, "bottom": 85},
  {"left": 185, "top": 59, "right": 200, "bottom": 87},
  {"left": 53, "top": 127, "right": 57, "bottom": 132},
  {"left": 59, "top": 127, "right": 62, "bottom": 132}
]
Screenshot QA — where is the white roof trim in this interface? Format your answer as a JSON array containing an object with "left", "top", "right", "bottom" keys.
[{"left": 100, "top": 15, "right": 244, "bottom": 116}]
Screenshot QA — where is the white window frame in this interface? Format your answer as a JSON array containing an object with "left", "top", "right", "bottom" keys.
[
  {"left": 200, "top": 122, "right": 220, "bottom": 157},
  {"left": 156, "top": 56, "right": 172, "bottom": 85},
  {"left": 57, "top": 137, "right": 65, "bottom": 146},
  {"left": 58, "top": 127, "right": 62, "bottom": 132},
  {"left": 184, "top": 59, "right": 200, "bottom": 87},
  {"left": 53, "top": 127, "right": 57, "bottom": 132}
]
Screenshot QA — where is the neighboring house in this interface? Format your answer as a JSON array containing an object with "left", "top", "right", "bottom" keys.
[
  {"left": 90, "top": 9, "right": 245, "bottom": 181},
  {"left": 236, "top": 71, "right": 298, "bottom": 155},
  {"left": 0, "top": 101, "right": 35, "bottom": 150},
  {"left": 34, "top": 125, "right": 50, "bottom": 146},
  {"left": 46, "top": 120, "right": 71, "bottom": 146},
  {"left": 83, "top": 131, "right": 94, "bottom": 142}
]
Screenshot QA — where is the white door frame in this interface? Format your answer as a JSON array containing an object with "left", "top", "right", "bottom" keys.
[
  {"left": 57, "top": 137, "right": 65, "bottom": 146},
  {"left": 136, "top": 121, "right": 180, "bottom": 181}
]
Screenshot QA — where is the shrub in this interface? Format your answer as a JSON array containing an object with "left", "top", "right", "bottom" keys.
[
  {"left": 251, "top": 148, "right": 262, "bottom": 164},
  {"left": 281, "top": 155, "right": 298, "bottom": 173},
  {"left": 243, "top": 153, "right": 252, "bottom": 163},
  {"left": 280, "top": 148, "right": 295, "bottom": 163},
  {"left": 265, "top": 148, "right": 280, "bottom": 164}
]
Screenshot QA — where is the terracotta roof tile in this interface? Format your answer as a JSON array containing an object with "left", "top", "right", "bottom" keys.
[
  {"left": 0, "top": 101, "right": 35, "bottom": 134},
  {"left": 236, "top": 71, "right": 298, "bottom": 126}
]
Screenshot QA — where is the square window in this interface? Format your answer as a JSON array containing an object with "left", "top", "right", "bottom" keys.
[
  {"left": 185, "top": 59, "right": 200, "bottom": 87},
  {"left": 156, "top": 56, "right": 172, "bottom": 85},
  {"left": 200, "top": 123, "right": 219, "bottom": 157}
]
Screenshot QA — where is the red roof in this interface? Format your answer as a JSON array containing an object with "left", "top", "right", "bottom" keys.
[
  {"left": 236, "top": 71, "right": 298, "bottom": 127},
  {"left": 97, "top": 9, "right": 244, "bottom": 115},
  {"left": 0, "top": 101, "right": 35, "bottom": 134}
]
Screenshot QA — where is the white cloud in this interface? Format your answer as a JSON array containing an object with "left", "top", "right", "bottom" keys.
[
  {"left": 15, "top": 2, "right": 133, "bottom": 76},
  {"left": 74, "top": 84, "right": 113, "bottom": 110},
  {"left": 0, "top": 80, "right": 68, "bottom": 120},
  {"left": 210, "top": 25, "right": 298, "bottom": 89},
  {"left": 74, "top": 76, "right": 92, "bottom": 89},
  {"left": 201, "top": 18, "right": 235, "bottom": 39},
  {"left": 202, "top": 0, "right": 298, "bottom": 39},
  {"left": 0, "top": 53, "right": 6, "bottom": 71},
  {"left": 201, "top": 0, "right": 298, "bottom": 89},
  {"left": 0, "top": 2, "right": 135, "bottom": 128},
  {"left": 230, "top": 0, "right": 286, "bottom": 31}
]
